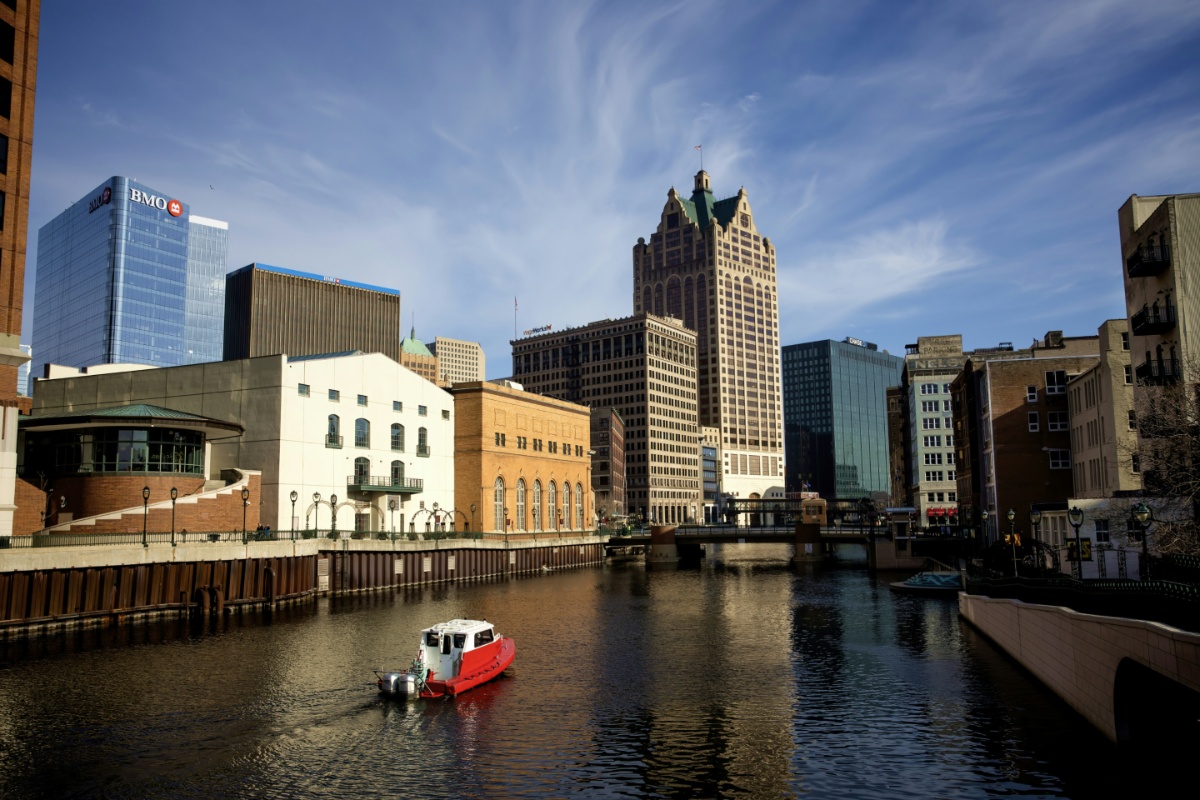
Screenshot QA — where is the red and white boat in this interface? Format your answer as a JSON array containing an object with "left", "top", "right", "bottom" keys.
[{"left": 375, "top": 619, "right": 515, "bottom": 699}]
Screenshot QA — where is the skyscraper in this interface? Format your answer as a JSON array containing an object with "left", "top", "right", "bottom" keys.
[
  {"left": 33, "top": 177, "right": 228, "bottom": 372},
  {"left": 782, "top": 337, "right": 903, "bottom": 501},
  {"left": 633, "top": 170, "right": 783, "bottom": 504},
  {"left": 430, "top": 336, "right": 485, "bottom": 384}
]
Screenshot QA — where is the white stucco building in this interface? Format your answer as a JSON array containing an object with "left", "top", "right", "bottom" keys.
[{"left": 31, "top": 352, "right": 455, "bottom": 535}]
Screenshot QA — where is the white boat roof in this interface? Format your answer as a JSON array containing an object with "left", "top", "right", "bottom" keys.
[{"left": 424, "top": 619, "right": 494, "bottom": 635}]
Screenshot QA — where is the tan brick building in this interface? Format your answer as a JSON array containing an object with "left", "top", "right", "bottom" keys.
[
  {"left": 431, "top": 336, "right": 484, "bottom": 384},
  {"left": 401, "top": 327, "right": 439, "bottom": 384},
  {"left": 452, "top": 381, "right": 593, "bottom": 535},
  {"left": 632, "top": 170, "right": 784, "bottom": 503},
  {"left": 0, "top": 0, "right": 37, "bottom": 541},
  {"left": 1069, "top": 320, "right": 1139, "bottom": 499},
  {"left": 590, "top": 406, "right": 625, "bottom": 520}
]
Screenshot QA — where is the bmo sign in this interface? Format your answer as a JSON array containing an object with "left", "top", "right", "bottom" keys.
[{"left": 129, "top": 188, "right": 183, "bottom": 217}]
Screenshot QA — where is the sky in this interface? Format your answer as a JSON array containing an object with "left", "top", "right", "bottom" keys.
[{"left": 23, "top": 0, "right": 1200, "bottom": 375}]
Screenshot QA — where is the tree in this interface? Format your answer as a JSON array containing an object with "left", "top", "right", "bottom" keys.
[{"left": 1128, "top": 362, "right": 1200, "bottom": 556}]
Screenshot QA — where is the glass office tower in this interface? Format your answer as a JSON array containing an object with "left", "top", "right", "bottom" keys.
[
  {"left": 782, "top": 337, "right": 903, "bottom": 500},
  {"left": 32, "top": 177, "right": 228, "bottom": 372}
]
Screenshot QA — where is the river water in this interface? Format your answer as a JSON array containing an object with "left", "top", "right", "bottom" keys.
[{"left": 0, "top": 546, "right": 1183, "bottom": 799}]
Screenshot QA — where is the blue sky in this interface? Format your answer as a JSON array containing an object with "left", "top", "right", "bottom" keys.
[{"left": 25, "top": 0, "right": 1200, "bottom": 374}]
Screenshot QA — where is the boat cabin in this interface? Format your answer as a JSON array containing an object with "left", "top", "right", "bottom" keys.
[{"left": 420, "top": 619, "right": 497, "bottom": 681}]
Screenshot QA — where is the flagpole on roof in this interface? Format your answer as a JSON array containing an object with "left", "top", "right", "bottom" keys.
[{"left": 695, "top": 144, "right": 702, "bottom": 171}]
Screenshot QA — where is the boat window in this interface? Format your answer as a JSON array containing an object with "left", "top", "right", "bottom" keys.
[
  {"left": 426, "top": 632, "right": 439, "bottom": 647},
  {"left": 453, "top": 634, "right": 467, "bottom": 649},
  {"left": 474, "top": 629, "right": 494, "bottom": 647},
  {"left": 441, "top": 635, "right": 452, "bottom": 655}
]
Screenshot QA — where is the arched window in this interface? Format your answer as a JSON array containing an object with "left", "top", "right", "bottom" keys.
[
  {"left": 327, "top": 414, "right": 340, "bottom": 446},
  {"left": 666, "top": 275, "right": 681, "bottom": 319},
  {"left": 641, "top": 285, "right": 652, "bottom": 313},
  {"left": 391, "top": 460, "right": 404, "bottom": 486},
  {"left": 494, "top": 477, "right": 505, "bottom": 532},
  {"left": 516, "top": 479, "right": 526, "bottom": 531},
  {"left": 575, "top": 483, "right": 584, "bottom": 529},
  {"left": 533, "top": 480, "right": 543, "bottom": 531},
  {"left": 354, "top": 457, "right": 370, "bottom": 483},
  {"left": 391, "top": 423, "right": 404, "bottom": 451},
  {"left": 561, "top": 482, "right": 570, "bottom": 529},
  {"left": 418, "top": 427, "right": 429, "bottom": 456},
  {"left": 355, "top": 418, "right": 370, "bottom": 448},
  {"left": 653, "top": 282, "right": 664, "bottom": 316},
  {"left": 565, "top": 480, "right": 575, "bottom": 530},
  {"left": 548, "top": 482, "right": 557, "bottom": 530}
]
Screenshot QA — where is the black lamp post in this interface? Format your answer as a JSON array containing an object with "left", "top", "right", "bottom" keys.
[
  {"left": 388, "top": 497, "right": 397, "bottom": 539},
  {"left": 1068, "top": 506, "right": 1084, "bottom": 579},
  {"left": 241, "top": 487, "right": 250, "bottom": 544},
  {"left": 1029, "top": 508, "right": 1041, "bottom": 572},
  {"left": 330, "top": 493, "right": 338, "bottom": 538},
  {"left": 170, "top": 487, "right": 178, "bottom": 547},
  {"left": 142, "top": 486, "right": 150, "bottom": 548},
  {"left": 312, "top": 492, "right": 321, "bottom": 533},
  {"left": 290, "top": 490, "right": 298, "bottom": 540},
  {"left": 1007, "top": 508, "right": 1017, "bottom": 577},
  {"left": 470, "top": 503, "right": 476, "bottom": 534},
  {"left": 1133, "top": 502, "right": 1153, "bottom": 580},
  {"left": 979, "top": 508, "right": 989, "bottom": 559}
]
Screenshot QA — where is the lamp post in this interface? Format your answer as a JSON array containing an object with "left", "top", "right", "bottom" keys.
[
  {"left": 142, "top": 486, "right": 150, "bottom": 548},
  {"left": 1007, "top": 508, "right": 1017, "bottom": 577},
  {"left": 979, "top": 508, "right": 989, "bottom": 560},
  {"left": 170, "top": 487, "right": 178, "bottom": 547},
  {"left": 470, "top": 503, "right": 476, "bottom": 534},
  {"left": 1029, "top": 508, "right": 1041, "bottom": 572},
  {"left": 433, "top": 501, "right": 440, "bottom": 540},
  {"left": 1068, "top": 506, "right": 1084, "bottom": 579},
  {"left": 388, "top": 498, "right": 397, "bottom": 538},
  {"left": 312, "top": 491, "right": 321, "bottom": 534},
  {"left": 330, "top": 493, "right": 338, "bottom": 539},
  {"left": 504, "top": 506, "right": 510, "bottom": 541},
  {"left": 1133, "top": 501, "right": 1153, "bottom": 581},
  {"left": 290, "top": 490, "right": 298, "bottom": 540},
  {"left": 241, "top": 487, "right": 250, "bottom": 544}
]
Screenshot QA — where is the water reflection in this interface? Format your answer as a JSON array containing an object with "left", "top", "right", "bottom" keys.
[{"left": 0, "top": 558, "right": 1190, "bottom": 798}]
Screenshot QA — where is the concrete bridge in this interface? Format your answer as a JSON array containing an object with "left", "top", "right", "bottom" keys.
[{"left": 959, "top": 593, "right": 1200, "bottom": 745}]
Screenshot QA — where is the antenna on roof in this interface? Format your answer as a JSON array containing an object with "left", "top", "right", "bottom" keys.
[{"left": 694, "top": 144, "right": 703, "bottom": 172}]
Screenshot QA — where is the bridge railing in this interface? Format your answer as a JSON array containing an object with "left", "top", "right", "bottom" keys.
[{"left": 965, "top": 573, "right": 1200, "bottom": 634}]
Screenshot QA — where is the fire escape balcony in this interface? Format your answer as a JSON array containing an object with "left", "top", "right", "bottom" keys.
[
  {"left": 1130, "top": 304, "right": 1177, "bottom": 336},
  {"left": 346, "top": 474, "right": 424, "bottom": 494},
  {"left": 1126, "top": 244, "right": 1171, "bottom": 278},
  {"left": 1135, "top": 358, "right": 1181, "bottom": 385}
]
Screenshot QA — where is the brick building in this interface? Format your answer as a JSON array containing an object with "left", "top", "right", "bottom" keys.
[
  {"left": 590, "top": 406, "right": 625, "bottom": 520},
  {"left": 451, "top": 380, "right": 593, "bottom": 535}
]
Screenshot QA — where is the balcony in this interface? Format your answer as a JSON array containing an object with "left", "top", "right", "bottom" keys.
[
  {"left": 1136, "top": 358, "right": 1181, "bottom": 385},
  {"left": 1130, "top": 303, "right": 1176, "bottom": 336},
  {"left": 1126, "top": 243, "right": 1171, "bottom": 278},
  {"left": 346, "top": 474, "right": 424, "bottom": 494},
  {"left": 417, "top": 444, "right": 431, "bottom": 457},
  {"left": 325, "top": 434, "right": 343, "bottom": 449}
]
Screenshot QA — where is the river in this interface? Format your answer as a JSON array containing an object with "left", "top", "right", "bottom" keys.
[{"left": 0, "top": 546, "right": 1183, "bottom": 798}]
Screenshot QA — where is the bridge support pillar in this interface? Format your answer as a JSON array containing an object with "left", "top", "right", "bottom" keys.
[
  {"left": 793, "top": 523, "right": 823, "bottom": 564},
  {"left": 647, "top": 526, "right": 680, "bottom": 568}
]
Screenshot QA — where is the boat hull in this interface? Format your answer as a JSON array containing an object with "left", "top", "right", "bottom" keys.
[{"left": 422, "top": 636, "right": 516, "bottom": 698}]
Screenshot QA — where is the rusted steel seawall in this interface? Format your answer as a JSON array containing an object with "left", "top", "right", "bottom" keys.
[{"left": 0, "top": 538, "right": 605, "bottom": 637}]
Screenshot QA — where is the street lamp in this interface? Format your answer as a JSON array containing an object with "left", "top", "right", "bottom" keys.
[
  {"left": 290, "top": 490, "right": 298, "bottom": 540},
  {"left": 388, "top": 497, "right": 397, "bottom": 538},
  {"left": 433, "top": 501, "right": 440, "bottom": 538},
  {"left": 1028, "top": 508, "right": 1041, "bottom": 571},
  {"left": 1068, "top": 506, "right": 1084, "bottom": 579},
  {"left": 1006, "top": 508, "right": 1017, "bottom": 577},
  {"left": 330, "top": 493, "right": 338, "bottom": 538},
  {"left": 241, "top": 487, "right": 250, "bottom": 544},
  {"left": 312, "top": 491, "right": 321, "bottom": 533},
  {"left": 170, "top": 487, "right": 178, "bottom": 547},
  {"left": 470, "top": 503, "right": 476, "bottom": 534},
  {"left": 142, "top": 486, "right": 150, "bottom": 548},
  {"left": 979, "top": 506, "right": 988, "bottom": 556},
  {"left": 1133, "top": 501, "right": 1153, "bottom": 580}
]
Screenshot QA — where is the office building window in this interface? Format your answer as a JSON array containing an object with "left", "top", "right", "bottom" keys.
[
  {"left": 298, "top": 383, "right": 310, "bottom": 397},
  {"left": 357, "top": 394, "right": 368, "bottom": 406},
  {"left": 1046, "top": 370, "right": 1067, "bottom": 395},
  {"left": 1049, "top": 411, "right": 1068, "bottom": 432},
  {"left": 393, "top": 401, "right": 403, "bottom": 412},
  {"left": 355, "top": 418, "right": 370, "bottom": 448},
  {"left": 418, "top": 405, "right": 428, "bottom": 416},
  {"left": 1048, "top": 449, "right": 1070, "bottom": 469},
  {"left": 391, "top": 423, "right": 404, "bottom": 451},
  {"left": 1028, "top": 412, "right": 1039, "bottom": 432},
  {"left": 1026, "top": 386, "right": 1037, "bottom": 402},
  {"left": 329, "top": 389, "right": 340, "bottom": 402}
]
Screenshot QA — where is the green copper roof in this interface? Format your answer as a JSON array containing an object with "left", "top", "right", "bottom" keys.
[
  {"left": 39, "top": 403, "right": 211, "bottom": 421},
  {"left": 681, "top": 186, "right": 738, "bottom": 231},
  {"left": 401, "top": 327, "right": 433, "bottom": 357}
]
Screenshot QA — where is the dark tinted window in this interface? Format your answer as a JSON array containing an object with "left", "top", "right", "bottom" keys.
[
  {"left": 0, "top": 133, "right": 7, "bottom": 174},
  {"left": 0, "top": 20, "right": 13, "bottom": 64},
  {"left": 0, "top": 76, "right": 10, "bottom": 119}
]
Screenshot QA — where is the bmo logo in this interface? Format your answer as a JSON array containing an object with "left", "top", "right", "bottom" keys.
[{"left": 129, "top": 188, "right": 184, "bottom": 217}]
